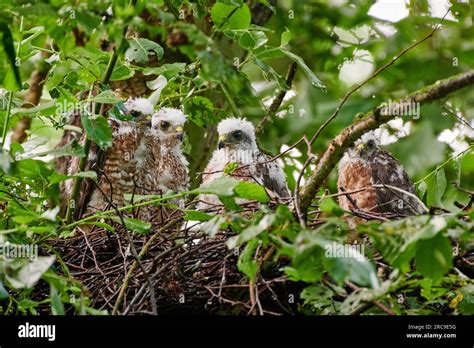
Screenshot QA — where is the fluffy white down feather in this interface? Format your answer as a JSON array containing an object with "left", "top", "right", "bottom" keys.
[
  {"left": 152, "top": 107, "right": 187, "bottom": 126},
  {"left": 217, "top": 117, "right": 257, "bottom": 148},
  {"left": 124, "top": 97, "right": 154, "bottom": 115},
  {"left": 196, "top": 117, "right": 289, "bottom": 211}
]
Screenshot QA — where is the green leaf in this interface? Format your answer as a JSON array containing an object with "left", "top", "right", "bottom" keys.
[
  {"left": 125, "top": 38, "right": 164, "bottom": 65},
  {"left": 458, "top": 285, "right": 474, "bottom": 314},
  {"left": 0, "top": 280, "right": 10, "bottom": 301},
  {"left": 183, "top": 96, "right": 220, "bottom": 127},
  {"left": 323, "top": 242, "right": 379, "bottom": 288},
  {"left": 184, "top": 210, "right": 213, "bottom": 221},
  {"left": 11, "top": 100, "right": 56, "bottom": 115},
  {"left": 417, "top": 180, "right": 427, "bottom": 200},
  {"left": 254, "top": 46, "right": 285, "bottom": 60},
  {"left": 284, "top": 245, "right": 325, "bottom": 282},
  {"left": 288, "top": 228, "right": 379, "bottom": 287},
  {"left": 367, "top": 216, "right": 448, "bottom": 272},
  {"left": 234, "top": 181, "right": 269, "bottom": 203},
  {"left": 237, "top": 239, "right": 259, "bottom": 281},
  {"left": 0, "top": 22, "right": 21, "bottom": 91},
  {"left": 211, "top": 2, "right": 251, "bottom": 30},
  {"left": 90, "top": 221, "right": 115, "bottom": 233},
  {"left": 200, "top": 215, "right": 229, "bottom": 238},
  {"left": 319, "top": 196, "right": 344, "bottom": 216},
  {"left": 19, "top": 26, "right": 44, "bottom": 48},
  {"left": 281, "top": 50, "right": 325, "bottom": 89},
  {"left": 426, "top": 168, "right": 447, "bottom": 207},
  {"left": 111, "top": 64, "right": 135, "bottom": 81},
  {"left": 40, "top": 206, "right": 60, "bottom": 221},
  {"left": 90, "top": 90, "right": 123, "bottom": 104},
  {"left": 81, "top": 114, "right": 112, "bottom": 150},
  {"left": 419, "top": 278, "right": 448, "bottom": 301},
  {"left": 0, "top": 280, "right": 8, "bottom": 300},
  {"left": 227, "top": 213, "right": 276, "bottom": 249},
  {"left": 48, "top": 170, "right": 97, "bottom": 185},
  {"left": 146, "top": 75, "right": 168, "bottom": 91},
  {"left": 5, "top": 256, "right": 56, "bottom": 289},
  {"left": 258, "top": 0, "right": 275, "bottom": 12},
  {"left": 238, "top": 30, "right": 268, "bottom": 50},
  {"left": 224, "top": 162, "right": 239, "bottom": 175},
  {"left": 15, "top": 139, "right": 85, "bottom": 160},
  {"left": 193, "top": 176, "right": 239, "bottom": 196},
  {"left": 0, "top": 149, "right": 12, "bottom": 173},
  {"left": 143, "top": 63, "right": 186, "bottom": 79},
  {"left": 254, "top": 58, "right": 288, "bottom": 90},
  {"left": 110, "top": 216, "right": 152, "bottom": 235},
  {"left": 50, "top": 285, "right": 65, "bottom": 315},
  {"left": 415, "top": 234, "right": 453, "bottom": 282},
  {"left": 280, "top": 28, "right": 291, "bottom": 47},
  {"left": 219, "top": 196, "right": 243, "bottom": 212}
]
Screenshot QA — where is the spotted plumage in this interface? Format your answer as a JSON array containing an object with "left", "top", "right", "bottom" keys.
[
  {"left": 338, "top": 132, "right": 426, "bottom": 226},
  {"left": 197, "top": 117, "right": 289, "bottom": 213},
  {"left": 63, "top": 100, "right": 188, "bottom": 224}
]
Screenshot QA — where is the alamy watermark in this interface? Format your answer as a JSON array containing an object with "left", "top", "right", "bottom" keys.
[
  {"left": 324, "top": 242, "right": 365, "bottom": 261},
  {"left": 380, "top": 99, "right": 420, "bottom": 119},
  {"left": 0, "top": 242, "right": 38, "bottom": 261}
]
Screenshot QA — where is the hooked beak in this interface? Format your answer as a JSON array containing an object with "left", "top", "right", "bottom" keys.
[
  {"left": 144, "top": 115, "right": 152, "bottom": 128},
  {"left": 218, "top": 134, "right": 226, "bottom": 150},
  {"left": 356, "top": 143, "right": 366, "bottom": 156},
  {"left": 176, "top": 125, "right": 184, "bottom": 141}
]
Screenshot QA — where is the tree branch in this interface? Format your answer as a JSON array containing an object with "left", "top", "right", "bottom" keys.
[
  {"left": 308, "top": 10, "right": 449, "bottom": 147},
  {"left": 256, "top": 61, "right": 297, "bottom": 135},
  {"left": 65, "top": 49, "right": 119, "bottom": 223},
  {"left": 299, "top": 70, "right": 474, "bottom": 215},
  {"left": 10, "top": 51, "right": 50, "bottom": 144}
]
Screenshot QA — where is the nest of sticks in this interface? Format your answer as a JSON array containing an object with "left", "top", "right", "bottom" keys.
[{"left": 46, "top": 211, "right": 301, "bottom": 315}]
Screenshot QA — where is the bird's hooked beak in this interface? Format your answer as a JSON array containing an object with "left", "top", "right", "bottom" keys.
[
  {"left": 176, "top": 125, "right": 184, "bottom": 141},
  {"left": 144, "top": 115, "right": 152, "bottom": 128},
  {"left": 218, "top": 134, "right": 227, "bottom": 150},
  {"left": 356, "top": 142, "right": 366, "bottom": 156}
]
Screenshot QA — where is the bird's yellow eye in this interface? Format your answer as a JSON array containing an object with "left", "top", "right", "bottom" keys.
[{"left": 160, "top": 121, "right": 170, "bottom": 131}]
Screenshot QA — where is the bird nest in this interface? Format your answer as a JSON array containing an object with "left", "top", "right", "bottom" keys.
[{"left": 47, "top": 216, "right": 300, "bottom": 315}]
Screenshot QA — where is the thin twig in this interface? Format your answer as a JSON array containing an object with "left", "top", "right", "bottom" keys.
[
  {"left": 111, "top": 217, "right": 183, "bottom": 315},
  {"left": 308, "top": 10, "right": 450, "bottom": 148},
  {"left": 256, "top": 61, "right": 298, "bottom": 135}
]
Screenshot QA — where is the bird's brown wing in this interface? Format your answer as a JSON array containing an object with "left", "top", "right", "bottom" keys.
[
  {"left": 74, "top": 119, "right": 142, "bottom": 218},
  {"left": 254, "top": 153, "right": 290, "bottom": 199},
  {"left": 368, "top": 150, "right": 424, "bottom": 216}
]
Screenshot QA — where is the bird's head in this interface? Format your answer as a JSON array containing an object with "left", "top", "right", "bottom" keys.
[
  {"left": 119, "top": 78, "right": 168, "bottom": 121},
  {"left": 217, "top": 117, "right": 257, "bottom": 151},
  {"left": 122, "top": 97, "right": 155, "bottom": 120},
  {"left": 354, "top": 132, "right": 380, "bottom": 159},
  {"left": 150, "top": 107, "right": 186, "bottom": 144}
]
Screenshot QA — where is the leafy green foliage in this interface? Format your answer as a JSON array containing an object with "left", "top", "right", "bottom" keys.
[
  {"left": 125, "top": 38, "right": 164, "bottom": 65},
  {"left": 211, "top": 2, "right": 251, "bottom": 30},
  {"left": 415, "top": 234, "right": 453, "bottom": 282},
  {"left": 80, "top": 114, "right": 112, "bottom": 150},
  {"left": 0, "top": 0, "right": 472, "bottom": 316},
  {"left": 109, "top": 216, "right": 152, "bottom": 235},
  {"left": 0, "top": 22, "right": 21, "bottom": 90}
]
